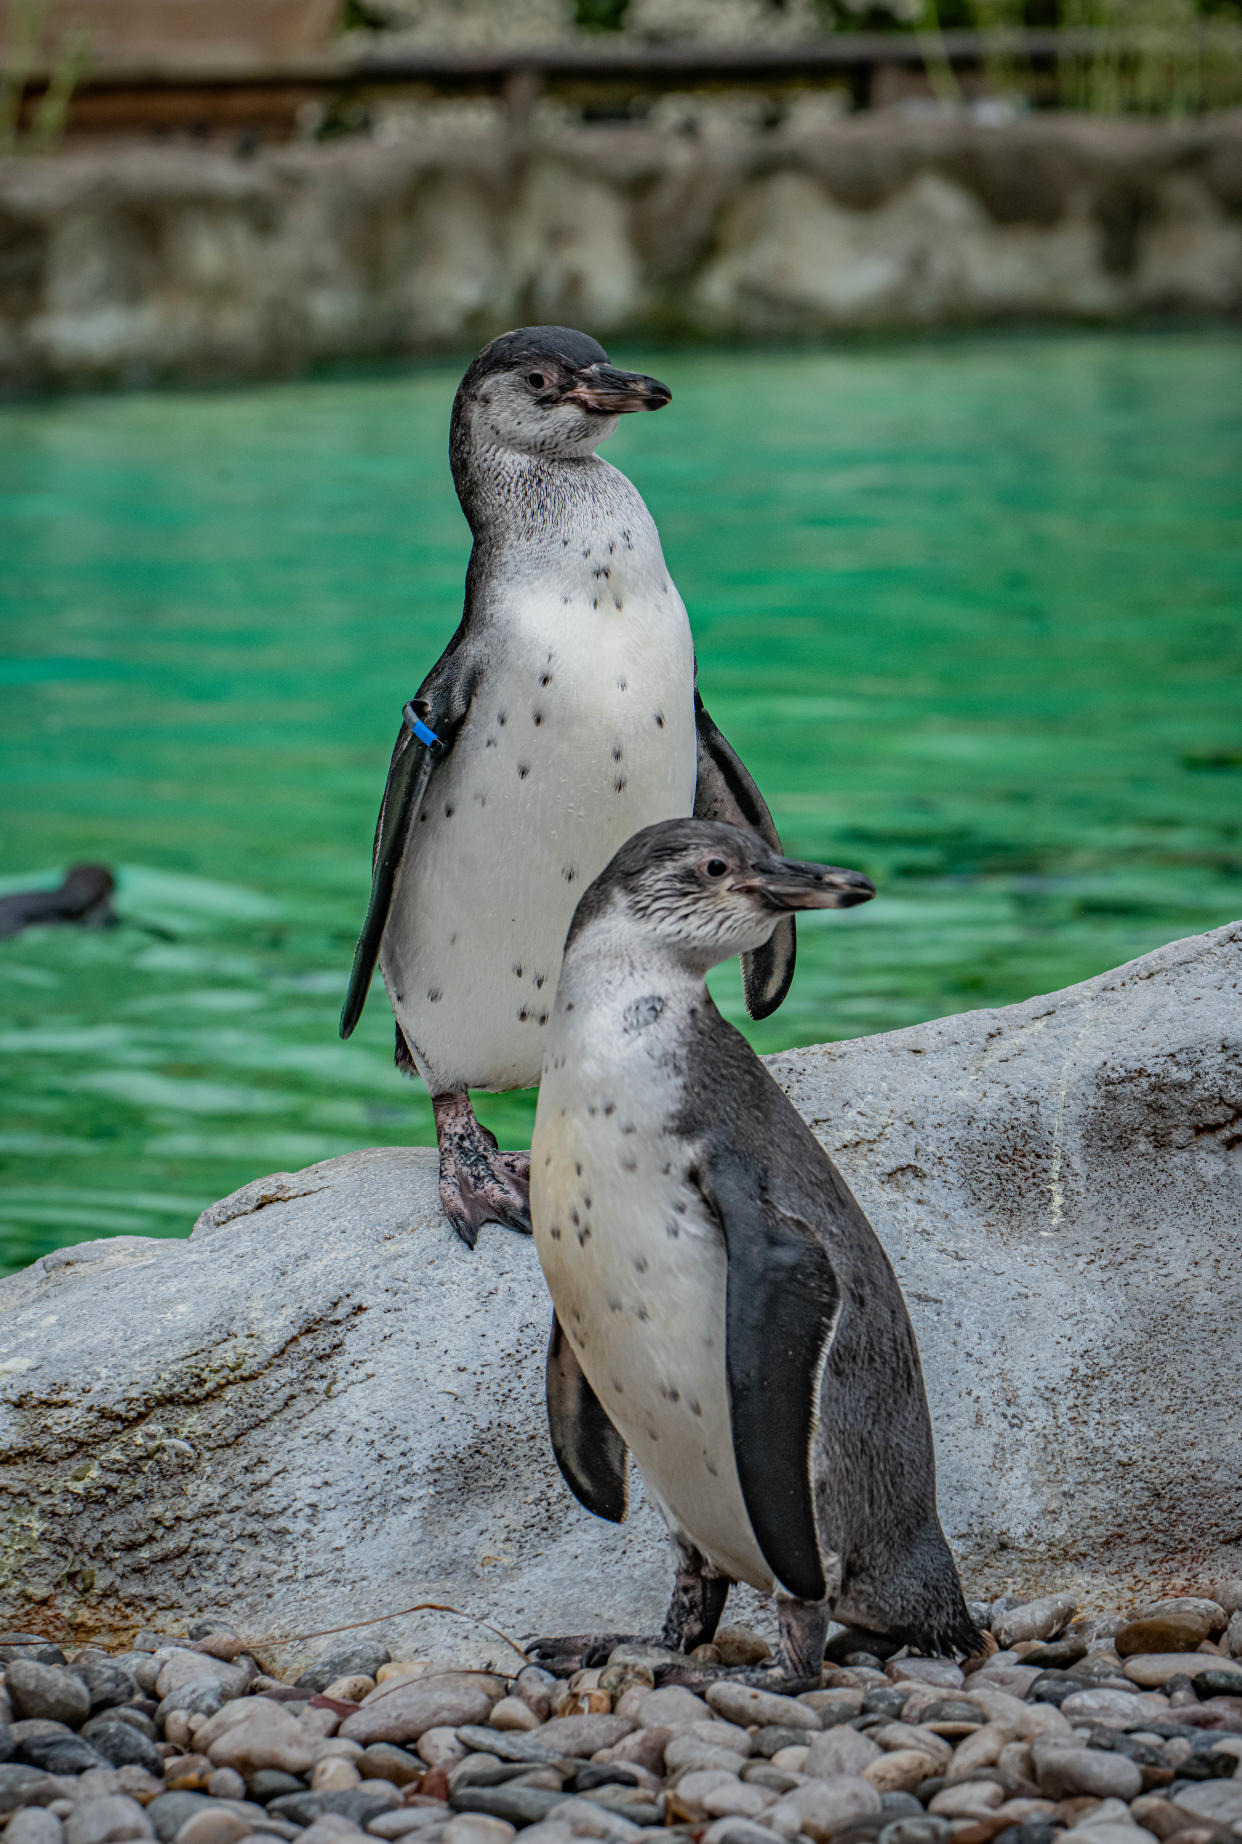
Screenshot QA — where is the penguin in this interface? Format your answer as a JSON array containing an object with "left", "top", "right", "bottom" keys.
[
  {"left": 527, "top": 818, "right": 982, "bottom": 1689},
  {"left": 340, "top": 328, "right": 795, "bottom": 1248}
]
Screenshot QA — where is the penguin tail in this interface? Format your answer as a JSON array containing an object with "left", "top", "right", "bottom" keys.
[{"left": 841, "top": 1518, "right": 985, "bottom": 1661}]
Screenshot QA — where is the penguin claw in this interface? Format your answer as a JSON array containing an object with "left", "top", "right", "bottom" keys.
[
  {"left": 524, "top": 1633, "right": 655, "bottom": 1675},
  {"left": 434, "top": 1091, "right": 533, "bottom": 1244},
  {"left": 654, "top": 1660, "right": 821, "bottom": 1694}
]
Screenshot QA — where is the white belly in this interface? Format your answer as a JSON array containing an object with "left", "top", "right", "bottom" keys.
[
  {"left": 380, "top": 575, "right": 696, "bottom": 1092},
  {"left": 532, "top": 1037, "right": 774, "bottom": 1592}
]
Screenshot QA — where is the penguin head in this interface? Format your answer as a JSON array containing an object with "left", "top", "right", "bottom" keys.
[
  {"left": 570, "top": 818, "right": 875, "bottom": 971},
  {"left": 452, "top": 326, "right": 671, "bottom": 468}
]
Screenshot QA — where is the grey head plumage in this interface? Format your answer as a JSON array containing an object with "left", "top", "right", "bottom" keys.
[{"left": 449, "top": 325, "right": 671, "bottom": 526}]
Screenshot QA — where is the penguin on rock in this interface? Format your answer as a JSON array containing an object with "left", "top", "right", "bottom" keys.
[
  {"left": 527, "top": 818, "right": 983, "bottom": 1689},
  {"left": 341, "top": 328, "right": 796, "bottom": 1246}
]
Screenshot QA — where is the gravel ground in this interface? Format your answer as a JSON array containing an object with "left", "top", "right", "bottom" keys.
[{"left": 4, "top": 1587, "right": 1242, "bottom": 1844}]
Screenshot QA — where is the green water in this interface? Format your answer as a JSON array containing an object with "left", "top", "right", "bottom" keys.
[{"left": 1, "top": 332, "right": 1240, "bottom": 1274}]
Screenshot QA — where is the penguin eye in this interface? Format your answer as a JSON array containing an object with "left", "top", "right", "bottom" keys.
[
  {"left": 702, "top": 858, "right": 729, "bottom": 879},
  {"left": 527, "top": 371, "right": 547, "bottom": 390}
]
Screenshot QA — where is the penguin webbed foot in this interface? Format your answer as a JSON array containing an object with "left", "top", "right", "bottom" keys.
[
  {"left": 523, "top": 1634, "right": 662, "bottom": 1677},
  {"left": 654, "top": 1658, "right": 822, "bottom": 1694},
  {"left": 657, "top": 1595, "right": 830, "bottom": 1695},
  {"left": 433, "top": 1089, "right": 532, "bottom": 1246}
]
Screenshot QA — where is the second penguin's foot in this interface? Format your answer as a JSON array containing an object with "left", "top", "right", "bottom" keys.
[
  {"left": 523, "top": 1634, "right": 663, "bottom": 1676},
  {"left": 433, "top": 1090, "right": 532, "bottom": 1247}
]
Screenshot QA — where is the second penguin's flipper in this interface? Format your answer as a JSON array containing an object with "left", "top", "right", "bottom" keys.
[
  {"left": 693, "top": 692, "right": 796, "bottom": 1021},
  {"left": 692, "top": 1144, "right": 840, "bottom": 1605},
  {"left": 546, "top": 1309, "right": 629, "bottom": 1523},
  {"left": 339, "top": 648, "right": 474, "bottom": 1041}
]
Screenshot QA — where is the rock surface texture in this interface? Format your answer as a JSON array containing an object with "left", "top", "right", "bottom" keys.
[
  {"left": 0, "top": 919, "right": 1239, "bottom": 1654},
  {"left": 1, "top": 114, "right": 1241, "bottom": 389}
]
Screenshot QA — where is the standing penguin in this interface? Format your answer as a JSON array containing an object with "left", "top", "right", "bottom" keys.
[
  {"left": 341, "top": 328, "right": 794, "bottom": 1247},
  {"left": 528, "top": 819, "right": 981, "bottom": 1688}
]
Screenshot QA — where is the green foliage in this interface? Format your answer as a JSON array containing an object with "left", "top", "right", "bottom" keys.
[
  {"left": 0, "top": 0, "right": 90, "bottom": 155},
  {"left": 574, "top": 0, "right": 630, "bottom": 30}
]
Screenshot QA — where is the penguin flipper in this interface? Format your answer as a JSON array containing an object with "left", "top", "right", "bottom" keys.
[
  {"left": 546, "top": 1309, "right": 629, "bottom": 1524},
  {"left": 693, "top": 1145, "right": 838, "bottom": 1604},
  {"left": 339, "top": 648, "right": 473, "bottom": 1040},
  {"left": 692, "top": 691, "right": 796, "bottom": 1021}
]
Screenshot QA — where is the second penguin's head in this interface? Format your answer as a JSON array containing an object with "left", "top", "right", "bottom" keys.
[
  {"left": 452, "top": 325, "right": 671, "bottom": 469},
  {"left": 567, "top": 818, "right": 876, "bottom": 974}
]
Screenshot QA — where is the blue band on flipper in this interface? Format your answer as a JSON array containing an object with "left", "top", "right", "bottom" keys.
[{"left": 403, "top": 702, "right": 441, "bottom": 749}]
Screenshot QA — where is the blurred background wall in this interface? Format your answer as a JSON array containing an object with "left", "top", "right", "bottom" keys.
[{"left": 1, "top": 0, "right": 1241, "bottom": 388}]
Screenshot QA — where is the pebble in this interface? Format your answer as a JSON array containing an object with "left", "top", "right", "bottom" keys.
[
  {"left": 154, "top": 1657, "right": 250, "bottom": 1705},
  {"left": 367, "top": 1811, "right": 450, "bottom": 1839},
  {"left": 78, "top": 1721, "right": 165, "bottom": 1778},
  {"left": 803, "top": 1729, "right": 883, "bottom": 1778},
  {"left": 864, "top": 1750, "right": 944, "bottom": 1795},
  {"left": 1034, "top": 1749, "right": 1143, "bottom": 1801},
  {"left": 994, "top": 1600, "right": 1079, "bottom": 1651},
  {"left": 170, "top": 1812, "right": 252, "bottom": 1844},
  {"left": 489, "top": 1699, "right": 540, "bottom": 1733},
  {"left": 340, "top": 1679, "right": 499, "bottom": 1747},
  {"left": 296, "top": 1645, "right": 392, "bottom": 1695},
  {"left": 7, "top": 1665, "right": 92, "bottom": 1730},
  {"left": 779, "top": 1775, "right": 883, "bottom": 1839},
  {"left": 533, "top": 1717, "right": 635, "bottom": 1757},
  {"left": 7, "top": 1812, "right": 66, "bottom": 1844},
  {"left": 927, "top": 1780, "right": 1005, "bottom": 1816},
  {"left": 1122, "top": 1656, "right": 1219, "bottom": 1688},
  {"left": 62, "top": 1796, "right": 154, "bottom": 1844},
  {"left": 0, "top": 1766, "right": 61, "bottom": 1813},
  {"left": 714, "top": 1629, "right": 773, "bottom": 1670},
  {"left": 706, "top": 1685, "right": 820, "bottom": 1731}
]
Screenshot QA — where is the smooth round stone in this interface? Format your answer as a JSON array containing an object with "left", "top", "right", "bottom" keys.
[
  {"left": 637, "top": 1688, "right": 712, "bottom": 1729},
  {"left": 144, "top": 1797, "right": 219, "bottom": 1844},
  {"left": 803, "top": 1728, "right": 882, "bottom": 1778},
  {"left": 489, "top": 1698, "right": 540, "bottom": 1734},
  {"left": 62, "top": 1796, "right": 154, "bottom": 1844},
  {"left": 992, "top": 1827, "right": 1059, "bottom": 1844},
  {"left": 79, "top": 1720, "right": 165, "bottom": 1777},
  {"left": 153, "top": 1656, "right": 249, "bottom": 1705},
  {"left": 926, "top": 1782, "right": 1005, "bottom": 1817},
  {"left": 780, "top": 1775, "right": 883, "bottom": 1841},
  {"left": 155, "top": 1683, "right": 227, "bottom": 1726},
  {"left": 754, "top": 1727, "right": 819, "bottom": 1760},
  {"left": 1021, "top": 1640, "right": 1088, "bottom": 1671},
  {"left": 919, "top": 1700, "right": 985, "bottom": 1735},
  {"left": 341, "top": 1678, "right": 500, "bottom": 1748},
  {"left": 861, "top": 1691, "right": 910, "bottom": 1721},
  {"left": 170, "top": 1813, "right": 251, "bottom": 1844},
  {"left": 877, "top": 1821, "right": 951, "bottom": 1844},
  {"left": 324, "top": 1677, "right": 376, "bottom": 1705},
  {"left": 7, "top": 1663, "right": 92, "bottom": 1730},
  {"left": 1034, "top": 1748, "right": 1142, "bottom": 1800},
  {"left": 359, "top": 1744, "right": 424, "bottom": 1787},
  {"left": 1172, "top": 1781, "right": 1242, "bottom": 1825},
  {"left": 70, "top": 1662, "right": 140, "bottom": 1715},
  {"left": 993, "top": 1600, "right": 1078, "bottom": 1652},
  {"left": 1191, "top": 1670, "right": 1242, "bottom": 1698},
  {"left": 295, "top": 1642, "right": 392, "bottom": 1695},
  {"left": 246, "top": 1768, "right": 308, "bottom": 1802},
  {"left": 7, "top": 1813, "right": 65, "bottom": 1844},
  {"left": 1116, "top": 1618, "right": 1219, "bottom": 1659},
  {"left": 20, "top": 1734, "right": 110, "bottom": 1775},
  {"left": 862, "top": 1751, "right": 942, "bottom": 1796},
  {"left": 706, "top": 1685, "right": 819, "bottom": 1733},
  {"left": 714, "top": 1629, "right": 773, "bottom": 1670},
  {"left": 1124, "top": 1656, "right": 1220, "bottom": 1688},
  {"left": 886, "top": 1662, "right": 962, "bottom": 1692}
]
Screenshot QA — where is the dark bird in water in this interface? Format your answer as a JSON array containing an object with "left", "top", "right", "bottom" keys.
[
  {"left": 0, "top": 865, "right": 116, "bottom": 941},
  {"left": 340, "top": 327, "right": 795, "bottom": 1248},
  {"left": 528, "top": 818, "right": 982, "bottom": 1690}
]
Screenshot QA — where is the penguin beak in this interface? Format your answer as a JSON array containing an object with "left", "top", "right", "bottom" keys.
[
  {"left": 562, "top": 364, "right": 672, "bottom": 416},
  {"left": 732, "top": 857, "right": 876, "bottom": 913}
]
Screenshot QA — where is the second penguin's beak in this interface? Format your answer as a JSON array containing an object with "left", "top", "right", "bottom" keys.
[
  {"left": 563, "top": 363, "right": 672, "bottom": 416},
  {"left": 732, "top": 856, "right": 876, "bottom": 914}
]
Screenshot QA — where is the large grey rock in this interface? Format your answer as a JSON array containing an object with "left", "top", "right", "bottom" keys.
[{"left": 0, "top": 921, "right": 1238, "bottom": 1658}]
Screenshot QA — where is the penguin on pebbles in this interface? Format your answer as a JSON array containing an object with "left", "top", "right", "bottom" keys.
[
  {"left": 528, "top": 818, "right": 983, "bottom": 1689},
  {"left": 341, "top": 328, "right": 795, "bottom": 1246}
]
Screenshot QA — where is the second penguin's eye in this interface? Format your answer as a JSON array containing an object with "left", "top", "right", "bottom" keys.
[
  {"left": 527, "top": 371, "right": 547, "bottom": 390},
  {"left": 704, "top": 859, "right": 728, "bottom": 879}
]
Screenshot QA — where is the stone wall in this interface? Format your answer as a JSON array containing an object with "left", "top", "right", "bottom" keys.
[{"left": 1, "top": 111, "right": 1241, "bottom": 391}]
